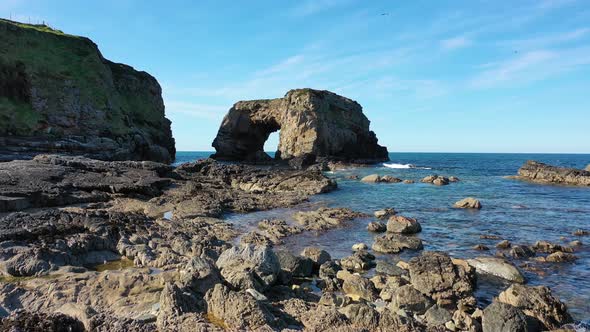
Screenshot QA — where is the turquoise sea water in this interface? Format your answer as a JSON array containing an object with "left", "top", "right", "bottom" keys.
[{"left": 175, "top": 151, "right": 590, "bottom": 321}]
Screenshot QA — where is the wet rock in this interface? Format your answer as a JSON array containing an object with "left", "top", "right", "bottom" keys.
[
  {"left": 515, "top": 160, "right": 590, "bottom": 186},
  {"left": 372, "top": 234, "right": 423, "bottom": 254},
  {"left": 205, "top": 284, "right": 277, "bottom": 330},
  {"left": 403, "top": 179, "right": 415, "bottom": 184},
  {"left": 498, "top": 284, "right": 573, "bottom": 330},
  {"left": 367, "top": 221, "right": 386, "bottom": 233},
  {"left": 482, "top": 302, "right": 537, "bottom": 332},
  {"left": 473, "top": 244, "right": 490, "bottom": 251},
  {"left": 276, "top": 250, "right": 314, "bottom": 278},
  {"left": 361, "top": 174, "right": 381, "bottom": 183},
  {"left": 568, "top": 240, "right": 582, "bottom": 247},
  {"left": 381, "top": 175, "right": 403, "bottom": 183},
  {"left": 546, "top": 251, "right": 577, "bottom": 262},
  {"left": 300, "top": 247, "right": 331, "bottom": 268},
  {"left": 509, "top": 245, "right": 536, "bottom": 259},
  {"left": 496, "top": 240, "right": 511, "bottom": 249},
  {"left": 453, "top": 197, "right": 482, "bottom": 209},
  {"left": 467, "top": 257, "right": 525, "bottom": 283},
  {"left": 433, "top": 177, "right": 450, "bottom": 186},
  {"left": 216, "top": 245, "right": 280, "bottom": 291},
  {"left": 449, "top": 176, "right": 460, "bottom": 182},
  {"left": 408, "top": 251, "right": 476, "bottom": 308},
  {"left": 390, "top": 285, "right": 433, "bottom": 314},
  {"left": 374, "top": 208, "right": 396, "bottom": 219},
  {"left": 293, "top": 207, "right": 366, "bottom": 231},
  {"left": 533, "top": 241, "right": 573, "bottom": 253},
  {"left": 573, "top": 229, "right": 589, "bottom": 236},
  {"left": 386, "top": 215, "right": 422, "bottom": 234}
]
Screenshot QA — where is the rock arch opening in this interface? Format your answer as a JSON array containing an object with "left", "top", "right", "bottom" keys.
[{"left": 264, "top": 129, "right": 280, "bottom": 159}]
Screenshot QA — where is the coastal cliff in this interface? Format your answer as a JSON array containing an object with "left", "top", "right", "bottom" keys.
[
  {"left": 0, "top": 19, "right": 175, "bottom": 162},
  {"left": 211, "top": 88, "right": 389, "bottom": 163}
]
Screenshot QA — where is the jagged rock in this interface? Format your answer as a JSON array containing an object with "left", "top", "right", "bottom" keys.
[
  {"left": 367, "top": 221, "right": 386, "bottom": 232},
  {"left": 204, "top": 284, "right": 277, "bottom": 330},
  {"left": 386, "top": 215, "right": 422, "bottom": 234},
  {"left": 453, "top": 197, "right": 482, "bottom": 209},
  {"left": 496, "top": 240, "right": 512, "bottom": 249},
  {"left": 156, "top": 283, "right": 199, "bottom": 328},
  {"left": 515, "top": 160, "right": 590, "bottom": 186},
  {"left": 178, "top": 257, "right": 221, "bottom": 296},
  {"left": 0, "top": 310, "right": 86, "bottom": 332},
  {"left": 546, "top": 251, "right": 577, "bottom": 262},
  {"left": 337, "top": 270, "right": 378, "bottom": 301},
  {"left": 374, "top": 208, "right": 396, "bottom": 219},
  {"left": 338, "top": 303, "right": 379, "bottom": 329},
  {"left": 498, "top": 284, "right": 573, "bottom": 330},
  {"left": 467, "top": 257, "right": 525, "bottom": 283},
  {"left": 276, "top": 250, "right": 313, "bottom": 277},
  {"left": 423, "top": 304, "right": 453, "bottom": 327},
  {"left": 482, "top": 302, "right": 537, "bottom": 332},
  {"left": 319, "top": 260, "right": 342, "bottom": 279},
  {"left": 509, "top": 246, "right": 536, "bottom": 259},
  {"left": 0, "top": 19, "right": 175, "bottom": 163},
  {"left": 408, "top": 252, "right": 476, "bottom": 308},
  {"left": 211, "top": 88, "right": 388, "bottom": 162},
  {"left": 300, "top": 247, "right": 331, "bottom": 268},
  {"left": 240, "top": 231, "right": 275, "bottom": 247},
  {"left": 389, "top": 285, "right": 433, "bottom": 314},
  {"left": 293, "top": 207, "right": 366, "bottom": 231},
  {"left": 215, "top": 245, "right": 280, "bottom": 291},
  {"left": 372, "top": 234, "right": 423, "bottom": 254},
  {"left": 300, "top": 305, "right": 349, "bottom": 332}
]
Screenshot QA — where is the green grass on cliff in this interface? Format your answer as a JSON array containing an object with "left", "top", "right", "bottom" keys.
[{"left": 0, "top": 97, "right": 42, "bottom": 135}]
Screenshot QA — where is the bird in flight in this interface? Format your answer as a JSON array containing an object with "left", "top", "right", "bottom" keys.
[{"left": 381, "top": 13, "right": 389, "bottom": 16}]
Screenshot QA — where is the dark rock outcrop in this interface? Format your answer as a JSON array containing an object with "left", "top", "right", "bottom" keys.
[
  {"left": 0, "top": 19, "right": 175, "bottom": 163},
  {"left": 515, "top": 160, "right": 590, "bottom": 186},
  {"left": 211, "top": 88, "right": 388, "bottom": 163}
]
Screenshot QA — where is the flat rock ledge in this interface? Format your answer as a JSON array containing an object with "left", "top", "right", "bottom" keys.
[{"left": 513, "top": 160, "right": 590, "bottom": 186}]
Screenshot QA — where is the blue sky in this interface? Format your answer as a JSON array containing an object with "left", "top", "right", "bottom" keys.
[{"left": 2, "top": 0, "right": 590, "bottom": 153}]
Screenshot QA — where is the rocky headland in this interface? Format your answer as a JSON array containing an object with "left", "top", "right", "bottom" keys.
[
  {"left": 513, "top": 160, "right": 590, "bottom": 186},
  {"left": 0, "top": 19, "right": 175, "bottom": 163},
  {"left": 211, "top": 88, "right": 389, "bottom": 164}
]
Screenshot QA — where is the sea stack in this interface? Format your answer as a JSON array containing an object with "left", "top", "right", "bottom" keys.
[
  {"left": 0, "top": 19, "right": 175, "bottom": 162},
  {"left": 211, "top": 88, "right": 388, "bottom": 163}
]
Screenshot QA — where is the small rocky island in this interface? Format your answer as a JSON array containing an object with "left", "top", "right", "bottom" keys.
[
  {"left": 0, "top": 19, "right": 584, "bottom": 332},
  {"left": 212, "top": 89, "right": 389, "bottom": 163},
  {"left": 514, "top": 160, "right": 590, "bottom": 186}
]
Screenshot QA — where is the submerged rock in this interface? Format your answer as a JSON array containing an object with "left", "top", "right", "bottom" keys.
[
  {"left": 374, "top": 208, "right": 396, "bottom": 219},
  {"left": 467, "top": 257, "right": 525, "bottom": 283},
  {"left": 211, "top": 88, "right": 388, "bottom": 162},
  {"left": 515, "top": 160, "right": 590, "bottom": 186},
  {"left": 361, "top": 174, "right": 381, "bottom": 183}
]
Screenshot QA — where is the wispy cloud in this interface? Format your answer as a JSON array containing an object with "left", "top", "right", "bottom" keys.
[{"left": 440, "top": 36, "right": 471, "bottom": 51}]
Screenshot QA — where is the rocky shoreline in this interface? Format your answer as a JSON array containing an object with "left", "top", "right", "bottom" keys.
[
  {"left": 0, "top": 155, "right": 585, "bottom": 331},
  {"left": 511, "top": 160, "right": 590, "bottom": 186}
]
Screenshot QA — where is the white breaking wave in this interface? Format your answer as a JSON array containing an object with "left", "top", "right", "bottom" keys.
[{"left": 383, "top": 163, "right": 431, "bottom": 170}]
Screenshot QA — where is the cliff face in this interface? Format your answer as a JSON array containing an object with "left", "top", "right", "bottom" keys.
[
  {"left": 212, "top": 88, "right": 388, "bottom": 162},
  {"left": 0, "top": 19, "right": 175, "bottom": 162}
]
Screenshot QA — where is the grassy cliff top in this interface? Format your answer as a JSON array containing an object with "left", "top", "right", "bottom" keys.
[{"left": 0, "top": 18, "right": 78, "bottom": 37}]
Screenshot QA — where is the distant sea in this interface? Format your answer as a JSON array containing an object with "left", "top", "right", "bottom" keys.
[{"left": 175, "top": 151, "right": 590, "bottom": 322}]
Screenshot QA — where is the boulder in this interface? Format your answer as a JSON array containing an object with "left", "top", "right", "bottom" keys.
[
  {"left": 361, "top": 174, "right": 381, "bottom": 183},
  {"left": 211, "top": 89, "right": 388, "bottom": 162},
  {"left": 337, "top": 271, "right": 378, "bottom": 301},
  {"left": 408, "top": 252, "right": 476, "bottom": 308},
  {"left": 374, "top": 208, "right": 396, "bottom": 219},
  {"left": 205, "top": 284, "right": 277, "bottom": 330},
  {"left": 319, "top": 260, "right": 342, "bottom": 279},
  {"left": 300, "top": 247, "right": 331, "bottom": 267},
  {"left": 372, "top": 234, "right": 423, "bottom": 254},
  {"left": 276, "top": 250, "right": 313, "bottom": 277},
  {"left": 338, "top": 303, "right": 380, "bottom": 330},
  {"left": 467, "top": 257, "right": 525, "bottom": 283},
  {"left": 386, "top": 215, "right": 422, "bottom": 234},
  {"left": 216, "top": 245, "right": 280, "bottom": 291},
  {"left": 453, "top": 197, "right": 482, "bottom": 209},
  {"left": 389, "top": 285, "right": 433, "bottom": 314},
  {"left": 515, "top": 160, "right": 590, "bottom": 186},
  {"left": 509, "top": 246, "right": 536, "bottom": 259},
  {"left": 375, "top": 260, "right": 406, "bottom": 276},
  {"left": 381, "top": 175, "right": 403, "bottom": 183},
  {"left": 482, "top": 302, "right": 537, "bottom": 332},
  {"left": 497, "top": 284, "right": 573, "bottom": 330},
  {"left": 367, "top": 221, "right": 386, "bottom": 232},
  {"left": 546, "top": 251, "right": 577, "bottom": 262},
  {"left": 496, "top": 240, "right": 511, "bottom": 249},
  {"left": 178, "top": 257, "right": 221, "bottom": 296},
  {"left": 423, "top": 305, "right": 453, "bottom": 327},
  {"left": 351, "top": 243, "right": 368, "bottom": 251},
  {"left": 340, "top": 251, "right": 375, "bottom": 272}
]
